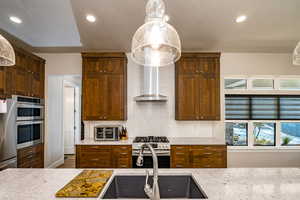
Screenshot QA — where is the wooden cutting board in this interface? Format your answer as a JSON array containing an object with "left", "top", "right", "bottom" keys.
[{"left": 56, "top": 170, "right": 113, "bottom": 198}]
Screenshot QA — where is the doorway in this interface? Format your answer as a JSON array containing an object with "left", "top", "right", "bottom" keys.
[{"left": 63, "top": 76, "right": 81, "bottom": 156}]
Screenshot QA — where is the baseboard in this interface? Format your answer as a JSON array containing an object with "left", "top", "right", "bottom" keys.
[
  {"left": 46, "top": 156, "right": 64, "bottom": 168},
  {"left": 64, "top": 147, "right": 75, "bottom": 155}
]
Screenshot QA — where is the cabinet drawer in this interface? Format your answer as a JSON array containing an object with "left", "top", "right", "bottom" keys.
[
  {"left": 112, "top": 145, "right": 132, "bottom": 153},
  {"left": 115, "top": 157, "right": 132, "bottom": 168},
  {"left": 171, "top": 146, "right": 189, "bottom": 155},
  {"left": 191, "top": 156, "right": 225, "bottom": 168},
  {"left": 80, "top": 145, "right": 111, "bottom": 152},
  {"left": 78, "top": 152, "right": 112, "bottom": 168},
  {"left": 17, "top": 144, "right": 44, "bottom": 168},
  {"left": 190, "top": 145, "right": 226, "bottom": 152},
  {"left": 17, "top": 144, "right": 43, "bottom": 160}
]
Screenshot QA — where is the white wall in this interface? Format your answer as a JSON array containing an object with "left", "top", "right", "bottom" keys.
[
  {"left": 46, "top": 76, "right": 64, "bottom": 168},
  {"left": 37, "top": 53, "right": 81, "bottom": 168}
]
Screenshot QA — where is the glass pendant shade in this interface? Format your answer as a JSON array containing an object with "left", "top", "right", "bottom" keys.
[
  {"left": 293, "top": 41, "right": 300, "bottom": 65},
  {"left": 131, "top": 0, "right": 181, "bottom": 67},
  {"left": 0, "top": 34, "right": 15, "bottom": 66}
]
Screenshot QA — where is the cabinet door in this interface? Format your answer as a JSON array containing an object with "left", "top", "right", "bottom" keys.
[
  {"left": 176, "top": 74, "right": 199, "bottom": 120},
  {"left": 105, "top": 58, "right": 125, "bottom": 74},
  {"left": 30, "top": 59, "right": 41, "bottom": 97},
  {"left": 14, "top": 52, "right": 30, "bottom": 96},
  {"left": 83, "top": 75, "right": 107, "bottom": 120},
  {"left": 39, "top": 62, "right": 45, "bottom": 98},
  {"left": 106, "top": 75, "right": 125, "bottom": 120},
  {"left": 198, "top": 58, "right": 220, "bottom": 120},
  {"left": 76, "top": 145, "right": 112, "bottom": 168},
  {"left": 189, "top": 145, "right": 226, "bottom": 168},
  {"left": 4, "top": 67, "right": 15, "bottom": 98}
]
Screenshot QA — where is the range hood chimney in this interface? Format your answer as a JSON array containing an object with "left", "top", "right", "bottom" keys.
[{"left": 134, "top": 67, "right": 167, "bottom": 102}]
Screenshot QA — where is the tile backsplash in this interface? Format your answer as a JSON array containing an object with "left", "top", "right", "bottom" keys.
[{"left": 84, "top": 54, "right": 224, "bottom": 140}]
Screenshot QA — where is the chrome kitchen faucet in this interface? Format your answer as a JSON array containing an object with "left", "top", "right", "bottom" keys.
[{"left": 136, "top": 143, "right": 160, "bottom": 200}]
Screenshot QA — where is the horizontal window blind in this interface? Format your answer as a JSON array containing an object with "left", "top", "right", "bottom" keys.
[
  {"left": 225, "top": 95, "right": 300, "bottom": 120},
  {"left": 225, "top": 96, "right": 250, "bottom": 119},
  {"left": 280, "top": 97, "right": 300, "bottom": 119},
  {"left": 251, "top": 97, "right": 278, "bottom": 119}
]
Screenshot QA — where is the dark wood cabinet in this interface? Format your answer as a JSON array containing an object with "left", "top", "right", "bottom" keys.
[
  {"left": 0, "top": 46, "right": 45, "bottom": 99},
  {"left": 175, "top": 53, "right": 220, "bottom": 120},
  {"left": 76, "top": 145, "right": 132, "bottom": 168},
  {"left": 17, "top": 144, "right": 44, "bottom": 168},
  {"left": 82, "top": 53, "right": 127, "bottom": 121},
  {"left": 171, "top": 145, "right": 227, "bottom": 168}
]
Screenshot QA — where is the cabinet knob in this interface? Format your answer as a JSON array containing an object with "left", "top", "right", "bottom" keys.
[{"left": 104, "top": 116, "right": 107, "bottom": 119}]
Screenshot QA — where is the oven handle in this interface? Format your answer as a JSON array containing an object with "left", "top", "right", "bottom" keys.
[
  {"left": 132, "top": 152, "right": 170, "bottom": 156},
  {"left": 16, "top": 120, "right": 44, "bottom": 125}
]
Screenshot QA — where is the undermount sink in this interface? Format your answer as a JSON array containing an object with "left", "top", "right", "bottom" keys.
[{"left": 102, "top": 175, "right": 208, "bottom": 199}]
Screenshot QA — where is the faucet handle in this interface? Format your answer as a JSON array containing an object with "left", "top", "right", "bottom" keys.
[
  {"left": 144, "top": 170, "right": 153, "bottom": 197},
  {"left": 145, "top": 170, "right": 150, "bottom": 185}
]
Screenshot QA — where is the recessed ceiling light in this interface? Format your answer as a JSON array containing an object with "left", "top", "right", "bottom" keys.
[
  {"left": 86, "top": 14, "right": 96, "bottom": 23},
  {"left": 9, "top": 16, "right": 22, "bottom": 24},
  {"left": 236, "top": 15, "right": 247, "bottom": 23}
]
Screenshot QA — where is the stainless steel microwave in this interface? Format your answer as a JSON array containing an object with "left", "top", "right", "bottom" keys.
[{"left": 94, "top": 125, "right": 121, "bottom": 141}]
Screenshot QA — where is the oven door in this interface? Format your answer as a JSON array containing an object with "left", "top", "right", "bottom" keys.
[
  {"left": 16, "top": 121, "right": 44, "bottom": 149},
  {"left": 132, "top": 155, "right": 170, "bottom": 168},
  {"left": 17, "top": 104, "right": 44, "bottom": 121}
]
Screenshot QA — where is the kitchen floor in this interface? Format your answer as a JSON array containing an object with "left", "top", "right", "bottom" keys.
[{"left": 57, "top": 155, "right": 75, "bottom": 168}]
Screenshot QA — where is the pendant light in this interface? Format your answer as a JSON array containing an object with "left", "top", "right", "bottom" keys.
[
  {"left": 131, "top": 0, "right": 181, "bottom": 67},
  {"left": 0, "top": 34, "right": 15, "bottom": 66},
  {"left": 293, "top": 41, "right": 300, "bottom": 65}
]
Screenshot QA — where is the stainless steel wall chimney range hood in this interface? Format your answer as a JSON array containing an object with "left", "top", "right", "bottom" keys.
[{"left": 134, "top": 67, "right": 167, "bottom": 102}]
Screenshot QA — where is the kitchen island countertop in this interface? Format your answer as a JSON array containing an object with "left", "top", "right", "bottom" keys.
[{"left": 1, "top": 168, "right": 300, "bottom": 200}]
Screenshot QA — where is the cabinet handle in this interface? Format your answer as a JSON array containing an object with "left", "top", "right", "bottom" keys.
[
  {"left": 104, "top": 116, "right": 107, "bottom": 119},
  {"left": 90, "top": 158, "right": 100, "bottom": 161},
  {"left": 175, "top": 147, "right": 184, "bottom": 149},
  {"left": 202, "top": 152, "right": 213, "bottom": 155},
  {"left": 120, "top": 165, "right": 127, "bottom": 168},
  {"left": 175, "top": 152, "right": 185, "bottom": 155},
  {"left": 120, "top": 152, "right": 128, "bottom": 155},
  {"left": 176, "top": 164, "right": 183, "bottom": 168}
]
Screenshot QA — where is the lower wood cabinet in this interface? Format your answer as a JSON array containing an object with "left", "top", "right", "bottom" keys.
[
  {"left": 17, "top": 144, "right": 44, "bottom": 168},
  {"left": 171, "top": 145, "right": 227, "bottom": 168},
  {"left": 76, "top": 145, "right": 132, "bottom": 168}
]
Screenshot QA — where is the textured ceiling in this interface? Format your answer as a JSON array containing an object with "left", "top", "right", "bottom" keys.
[{"left": 0, "top": 0, "right": 299, "bottom": 53}]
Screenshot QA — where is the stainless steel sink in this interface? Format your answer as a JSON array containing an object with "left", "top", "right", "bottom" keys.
[{"left": 102, "top": 175, "right": 208, "bottom": 199}]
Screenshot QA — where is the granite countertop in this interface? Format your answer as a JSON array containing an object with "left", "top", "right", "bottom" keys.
[
  {"left": 76, "top": 138, "right": 134, "bottom": 145},
  {"left": 76, "top": 137, "right": 225, "bottom": 145},
  {"left": 1, "top": 168, "right": 300, "bottom": 200},
  {"left": 168, "top": 137, "right": 225, "bottom": 145}
]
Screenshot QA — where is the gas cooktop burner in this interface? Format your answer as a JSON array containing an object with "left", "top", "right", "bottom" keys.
[{"left": 133, "top": 136, "right": 169, "bottom": 143}]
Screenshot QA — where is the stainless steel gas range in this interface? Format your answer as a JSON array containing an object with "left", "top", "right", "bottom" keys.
[{"left": 132, "top": 136, "right": 170, "bottom": 168}]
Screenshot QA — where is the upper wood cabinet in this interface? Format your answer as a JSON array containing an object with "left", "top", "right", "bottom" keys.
[
  {"left": 175, "top": 53, "right": 220, "bottom": 120},
  {"left": 0, "top": 46, "right": 45, "bottom": 99},
  {"left": 82, "top": 53, "right": 127, "bottom": 121}
]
